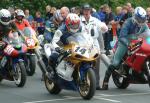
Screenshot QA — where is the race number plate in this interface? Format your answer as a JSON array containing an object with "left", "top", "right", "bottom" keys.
[
  {"left": 4, "top": 45, "right": 14, "bottom": 55},
  {"left": 26, "top": 38, "right": 35, "bottom": 47},
  {"left": 74, "top": 46, "right": 89, "bottom": 58}
]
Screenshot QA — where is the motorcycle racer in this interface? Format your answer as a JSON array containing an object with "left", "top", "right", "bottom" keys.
[
  {"left": 48, "top": 13, "right": 95, "bottom": 78},
  {"left": 102, "top": 7, "right": 149, "bottom": 90},
  {"left": 14, "top": 9, "right": 31, "bottom": 31},
  {"left": 0, "top": 9, "right": 18, "bottom": 51}
]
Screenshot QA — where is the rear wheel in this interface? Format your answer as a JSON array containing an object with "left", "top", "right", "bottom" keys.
[
  {"left": 13, "top": 61, "right": 27, "bottom": 87},
  {"left": 112, "top": 64, "right": 129, "bottom": 89},
  {"left": 78, "top": 68, "right": 96, "bottom": 100}
]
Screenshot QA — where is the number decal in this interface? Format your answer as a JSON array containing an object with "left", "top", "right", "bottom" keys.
[
  {"left": 74, "top": 46, "right": 87, "bottom": 55},
  {"left": 75, "top": 47, "right": 80, "bottom": 52},
  {"left": 4, "top": 45, "right": 14, "bottom": 55},
  {"left": 26, "top": 38, "right": 35, "bottom": 46},
  {"left": 79, "top": 48, "right": 86, "bottom": 54}
]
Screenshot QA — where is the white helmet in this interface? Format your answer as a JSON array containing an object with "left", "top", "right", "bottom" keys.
[
  {"left": 15, "top": 9, "right": 25, "bottom": 22},
  {"left": 15, "top": 9, "right": 25, "bottom": 17},
  {"left": 0, "top": 9, "right": 11, "bottom": 25},
  {"left": 133, "top": 7, "right": 147, "bottom": 25}
]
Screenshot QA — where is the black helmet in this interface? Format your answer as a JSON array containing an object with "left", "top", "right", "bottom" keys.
[{"left": 82, "top": 3, "right": 91, "bottom": 10}]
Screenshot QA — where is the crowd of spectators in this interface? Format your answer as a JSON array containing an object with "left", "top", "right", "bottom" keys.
[{"left": 8, "top": 2, "right": 150, "bottom": 55}]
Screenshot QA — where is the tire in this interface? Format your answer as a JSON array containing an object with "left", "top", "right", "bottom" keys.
[
  {"left": 0, "top": 75, "right": 3, "bottom": 82},
  {"left": 26, "top": 55, "right": 36, "bottom": 76},
  {"left": 144, "top": 60, "right": 150, "bottom": 87},
  {"left": 14, "top": 61, "right": 27, "bottom": 87},
  {"left": 112, "top": 64, "right": 129, "bottom": 89},
  {"left": 44, "top": 74, "right": 61, "bottom": 94},
  {"left": 78, "top": 68, "right": 96, "bottom": 100}
]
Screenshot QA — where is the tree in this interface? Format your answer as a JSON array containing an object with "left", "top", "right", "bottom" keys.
[{"left": 1, "top": 0, "right": 149, "bottom": 17}]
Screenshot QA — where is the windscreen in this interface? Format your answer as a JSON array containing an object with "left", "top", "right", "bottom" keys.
[{"left": 67, "top": 32, "right": 94, "bottom": 47}]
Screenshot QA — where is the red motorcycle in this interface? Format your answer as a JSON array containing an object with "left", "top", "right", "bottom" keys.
[
  {"left": 0, "top": 31, "right": 27, "bottom": 87},
  {"left": 112, "top": 34, "right": 150, "bottom": 89}
]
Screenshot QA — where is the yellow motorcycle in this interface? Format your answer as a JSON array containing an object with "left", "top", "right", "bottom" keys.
[
  {"left": 43, "top": 34, "right": 99, "bottom": 100},
  {"left": 22, "top": 27, "right": 39, "bottom": 76}
]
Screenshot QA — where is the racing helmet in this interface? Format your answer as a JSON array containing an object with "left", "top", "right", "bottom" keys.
[
  {"left": 15, "top": 9, "right": 25, "bottom": 23},
  {"left": 133, "top": 7, "right": 147, "bottom": 25},
  {"left": 65, "top": 13, "right": 80, "bottom": 33},
  {"left": 0, "top": 9, "right": 11, "bottom": 25},
  {"left": 53, "top": 10, "right": 63, "bottom": 23}
]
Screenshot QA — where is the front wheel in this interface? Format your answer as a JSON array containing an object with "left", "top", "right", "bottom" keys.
[
  {"left": 44, "top": 67, "right": 61, "bottom": 94},
  {"left": 78, "top": 68, "right": 96, "bottom": 100},
  {"left": 26, "top": 55, "right": 36, "bottom": 76},
  {"left": 144, "top": 60, "right": 150, "bottom": 87},
  {"left": 13, "top": 61, "right": 27, "bottom": 87}
]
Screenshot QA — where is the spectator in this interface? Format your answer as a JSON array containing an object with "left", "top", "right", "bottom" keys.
[
  {"left": 146, "top": 7, "right": 150, "bottom": 23},
  {"left": 59, "top": 6, "right": 70, "bottom": 31},
  {"left": 50, "top": 7, "right": 57, "bottom": 18},
  {"left": 60, "top": 6, "right": 70, "bottom": 21},
  {"left": 74, "top": 6, "right": 81, "bottom": 16},
  {"left": 70, "top": 7, "right": 76, "bottom": 13},
  {"left": 114, "top": 6, "right": 124, "bottom": 37},
  {"left": 45, "top": 5, "right": 52, "bottom": 20},
  {"left": 98, "top": 4, "right": 108, "bottom": 22},
  {"left": 146, "top": 7, "right": 150, "bottom": 28},
  {"left": 80, "top": 3, "right": 108, "bottom": 90},
  {"left": 120, "top": 6, "right": 129, "bottom": 26},
  {"left": 103, "top": 6, "right": 115, "bottom": 55},
  {"left": 24, "top": 9, "right": 34, "bottom": 25},
  {"left": 34, "top": 11, "right": 45, "bottom": 35},
  {"left": 8, "top": 7, "right": 15, "bottom": 20},
  {"left": 126, "top": 2, "right": 133, "bottom": 17},
  {"left": 91, "top": 8, "right": 101, "bottom": 20}
]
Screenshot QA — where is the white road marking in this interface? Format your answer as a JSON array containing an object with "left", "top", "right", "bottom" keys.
[
  {"left": 23, "top": 97, "right": 81, "bottom": 103},
  {"left": 95, "top": 97, "right": 121, "bottom": 103},
  {"left": 23, "top": 92, "right": 150, "bottom": 103},
  {"left": 98, "top": 94, "right": 114, "bottom": 96},
  {"left": 97, "top": 92, "right": 150, "bottom": 97}
]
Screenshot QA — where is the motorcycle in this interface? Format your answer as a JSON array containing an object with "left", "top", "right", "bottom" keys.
[
  {"left": 0, "top": 31, "right": 27, "bottom": 87},
  {"left": 37, "top": 33, "right": 98, "bottom": 100},
  {"left": 22, "top": 27, "right": 39, "bottom": 76},
  {"left": 112, "top": 32, "right": 150, "bottom": 89}
]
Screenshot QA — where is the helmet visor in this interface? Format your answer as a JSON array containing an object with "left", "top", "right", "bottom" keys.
[
  {"left": 1, "top": 17, "right": 11, "bottom": 22},
  {"left": 16, "top": 16, "right": 24, "bottom": 20},
  {"left": 68, "top": 23, "right": 79, "bottom": 30},
  {"left": 135, "top": 15, "right": 146, "bottom": 24}
]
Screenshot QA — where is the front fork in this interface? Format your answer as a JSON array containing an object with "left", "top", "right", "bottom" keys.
[
  {"left": 12, "top": 58, "right": 24, "bottom": 75},
  {"left": 79, "top": 63, "right": 92, "bottom": 81},
  {"left": 35, "top": 48, "right": 48, "bottom": 75}
]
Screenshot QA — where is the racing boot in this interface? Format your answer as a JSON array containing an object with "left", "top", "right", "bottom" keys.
[{"left": 102, "top": 65, "right": 116, "bottom": 90}]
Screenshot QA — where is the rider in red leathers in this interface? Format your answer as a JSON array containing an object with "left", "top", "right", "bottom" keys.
[{"left": 14, "top": 9, "right": 31, "bottom": 31}]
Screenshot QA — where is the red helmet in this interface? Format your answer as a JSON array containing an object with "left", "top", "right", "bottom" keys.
[{"left": 65, "top": 13, "right": 80, "bottom": 33}]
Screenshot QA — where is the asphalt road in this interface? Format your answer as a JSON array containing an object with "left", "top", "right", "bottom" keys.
[{"left": 0, "top": 61, "right": 150, "bottom": 103}]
